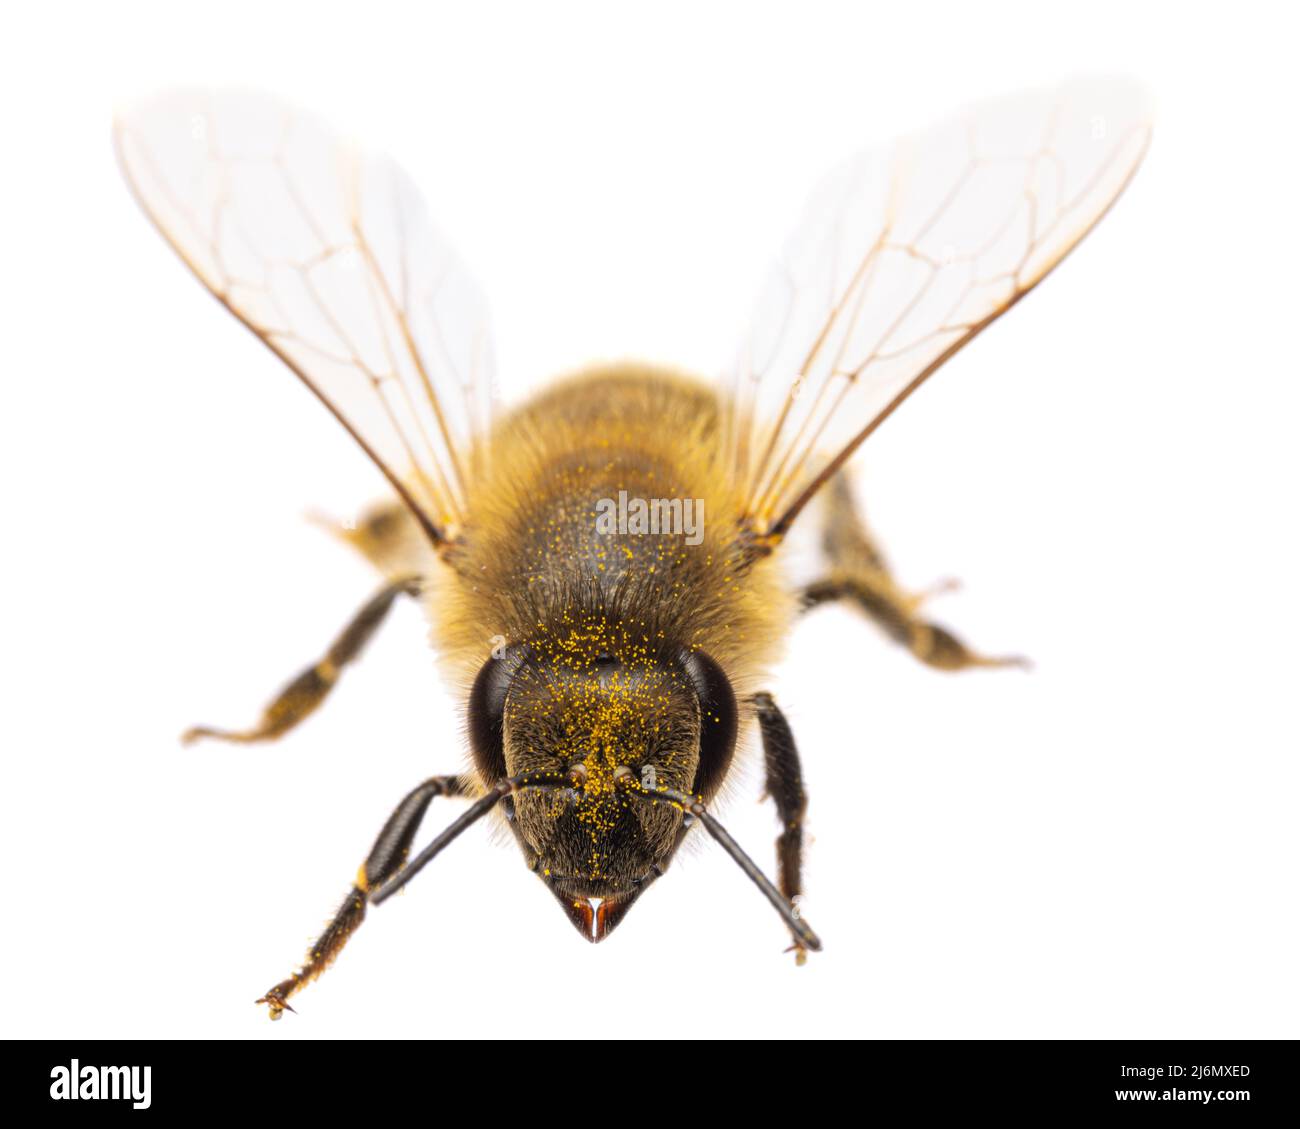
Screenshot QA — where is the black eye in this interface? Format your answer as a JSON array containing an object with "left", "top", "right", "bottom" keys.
[
  {"left": 467, "top": 644, "right": 528, "bottom": 783},
  {"left": 680, "top": 648, "right": 737, "bottom": 801}
]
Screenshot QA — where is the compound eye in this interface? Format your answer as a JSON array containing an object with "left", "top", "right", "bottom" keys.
[
  {"left": 467, "top": 644, "right": 529, "bottom": 782},
  {"left": 679, "top": 649, "right": 737, "bottom": 801}
]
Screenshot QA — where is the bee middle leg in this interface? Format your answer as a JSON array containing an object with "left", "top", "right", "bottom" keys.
[
  {"left": 257, "top": 773, "right": 465, "bottom": 1019},
  {"left": 182, "top": 575, "right": 423, "bottom": 746},
  {"left": 799, "top": 473, "right": 1027, "bottom": 672},
  {"left": 751, "top": 691, "right": 812, "bottom": 964}
]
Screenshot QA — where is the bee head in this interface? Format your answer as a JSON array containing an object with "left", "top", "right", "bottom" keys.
[{"left": 467, "top": 620, "right": 736, "bottom": 941}]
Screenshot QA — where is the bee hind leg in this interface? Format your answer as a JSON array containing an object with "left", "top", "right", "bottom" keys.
[
  {"left": 181, "top": 575, "right": 423, "bottom": 746},
  {"left": 799, "top": 473, "right": 1028, "bottom": 673},
  {"left": 257, "top": 774, "right": 465, "bottom": 1019},
  {"left": 750, "top": 692, "right": 812, "bottom": 964}
]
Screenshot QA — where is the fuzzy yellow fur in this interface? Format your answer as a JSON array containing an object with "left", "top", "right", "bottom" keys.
[{"left": 345, "top": 361, "right": 794, "bottom": 792}]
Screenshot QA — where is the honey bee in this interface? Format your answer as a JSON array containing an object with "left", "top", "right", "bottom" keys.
[{"left": 114, "top": 76, "right": 1151, "bottom": 1018}]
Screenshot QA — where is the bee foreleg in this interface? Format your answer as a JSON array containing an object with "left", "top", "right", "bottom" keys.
[
  {"left": 800, "top": 474, "right": 1027, "bottom": 672},
  {"left": 182, "top": 575, "right": 424, "bottom": 746},
  {"left": 750, "top": 692, "right": 812, "bottom": 965},
  {"left": 256, "top": 773, "right": 465, "bottom": 1019}
]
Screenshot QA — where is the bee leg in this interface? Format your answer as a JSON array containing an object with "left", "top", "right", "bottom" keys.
[
  {"left": 751, "top": 692, "right": 812, "bottom": 964},
  {"left": 257, "top": 774, "right": 465, "bottom": 1019},
  {"left": 800, "top": 473, "right": 1028, "bottom": 672},
  {"left": 182, "top": 575, "right": 424, "bottom": 746},
  {"left": 310, "top": 500, "right": 433, "bottom": 578}
]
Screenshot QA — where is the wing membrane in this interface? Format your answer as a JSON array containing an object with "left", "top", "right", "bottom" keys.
[
  {"left": 727, "top": 75, "right": 1153, "bottom": 541},
  {"left": 115, "top": 89, "right": 496, "bottom": 545}
]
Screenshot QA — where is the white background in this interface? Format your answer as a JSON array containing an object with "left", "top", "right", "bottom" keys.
[{"left": 2, "top": 1, "right": 1297, "bottom": 1040}]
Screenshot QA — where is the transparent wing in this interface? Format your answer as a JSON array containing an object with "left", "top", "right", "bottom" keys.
[
  {"left": 727, "top": 74, "right": 1153, "bottom": 542},
  {"left": 115, "top": 89, "right": 497, "bottom": 546}
]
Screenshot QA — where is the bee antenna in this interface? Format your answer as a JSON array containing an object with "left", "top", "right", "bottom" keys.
[
  {"left": 369, "top": 772, "right": 572, "bottom": 906},
  {"left": 617, "top": 773, "right": 822, "bottom": 953}
]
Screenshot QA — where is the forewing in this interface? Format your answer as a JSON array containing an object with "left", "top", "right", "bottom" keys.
[
  {"left": 115, "top": 89, "right": 497, "bottom": 545},
  {"left": 727, "top": 75, "right": 1153, "bottom": 541}
]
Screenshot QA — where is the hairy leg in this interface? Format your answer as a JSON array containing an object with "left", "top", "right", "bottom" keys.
[
  {"left": 801, "top": 474, "right": 1026, "bottom": 672},
  {"left": 257, "top": 774, "right": 465, "bottom": 1019},
  {"left": 751, "top": 692, "right": 812, "bottom": 963},
  {"left": 182, "top": 576, "right": 422, "bottom": 746}
]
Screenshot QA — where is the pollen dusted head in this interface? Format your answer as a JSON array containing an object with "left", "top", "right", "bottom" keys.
[{"left": 490, "top": 615, "right": 713, "bottom": 940}]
